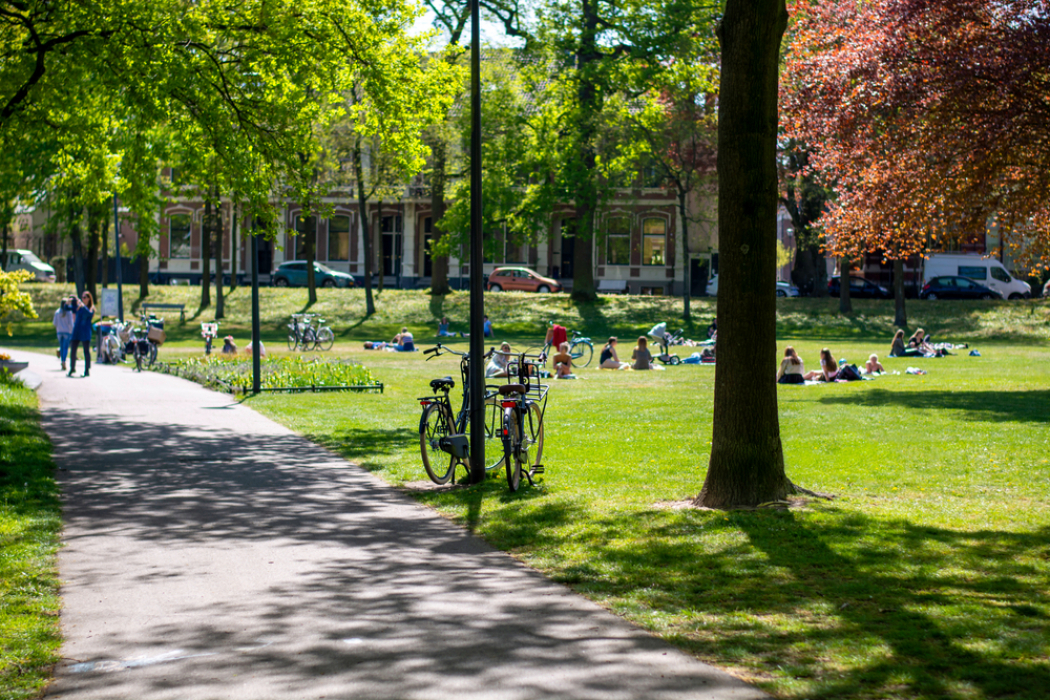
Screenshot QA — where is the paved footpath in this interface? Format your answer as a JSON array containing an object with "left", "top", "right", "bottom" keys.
[{"left": 5, "top": 347, "right": 766, "bottom": 700}]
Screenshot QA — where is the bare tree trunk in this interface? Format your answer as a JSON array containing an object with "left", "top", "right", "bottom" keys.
[
  {"left": 570, "top": 0, "right": 600, "bottom": 303},
  {"left": 86, "top": 208, "right": 102, "bottom": 304},
  {"left": 679, "top": 190, "right": 692, "bottom": 321},
  {"left": 201, "top": 191, "right": 213, "bottom": 309},
  {"left": 353, "top": 140, "right": 376, "bottom": 315},
  {"left": 839, "top": 256, "right": 852, "bottom": 314},
  {"left": 305, "top": 213, "right": 317, "bottom": 305},
  {"left": 230, "top": 204, "right": 238, "bottom": 292},
  {"left": 696, "top": 0, "right": 790, "bottom": 509},
  {"left": 101, "top": 215, "right": 109, "bottom": 288},
  {"left": 138, "top": 252, "right": 149, "bottom": 299},
  {"left": 429, "top": 141, "right": 452, "bottom": 295},
  {"left": 1, "top": 222, "right": 8, "bottom": 271},
  {"left": 377, "top": 199, "right": 386, "bottom": 293},
  {"left": 893, "top": 258, "right": 907, "bottom": 327},
  {"left": 70, "top": 214, "right": 86, "bottom": 296},
  {"left": 215, "top": 194, "right": 225, "bottom": 320}
]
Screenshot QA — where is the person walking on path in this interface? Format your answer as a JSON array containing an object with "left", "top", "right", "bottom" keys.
[
  {"left": 53, "top": 295, "right": 75, "bottom": 371},
  {"left": 68, "top": 291, "right": 95, "bottom": 378}
]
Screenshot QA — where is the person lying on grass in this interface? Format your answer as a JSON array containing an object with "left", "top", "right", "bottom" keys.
[{"left": 865, "top": 354, "right": 885, "bottom": 374}]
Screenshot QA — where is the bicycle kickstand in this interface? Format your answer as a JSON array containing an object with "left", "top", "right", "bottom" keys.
[{"left": 524, "top": 464, "right": 545, "bottom": 487}]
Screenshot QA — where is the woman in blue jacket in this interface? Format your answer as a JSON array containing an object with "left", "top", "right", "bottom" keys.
[{"left": 68, "top": 291, "right": 95, "bottom": 377}]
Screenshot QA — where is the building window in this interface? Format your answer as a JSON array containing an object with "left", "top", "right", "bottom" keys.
[
  {"left": 328, "top": 215, "right": 350, "bottom": 261},
  {"left": 169, "top": 213, "right": 191, "bottom": 258},
  {"left": 294, "top": 214, "right": 316, "bottom": 259},
  {"left": 642, "top": 218, "right": 666, "bottom": 266},
  {"left": 606, "top": 216, "right": 630, "bottom": 265}
]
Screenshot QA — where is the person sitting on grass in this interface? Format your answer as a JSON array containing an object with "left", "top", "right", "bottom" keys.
[
  {"left": 890, "top": 329, "right": 923, "bottom": 357},
  {"left": 632, "top": 336, "right": 658, "bottom": 370},
  {"left": 804, "top": 348, "right": 838, "bottom": 381},
  {"left": 392, "top": 327, "right": 415, "bottom": 352},
  {"left": 599, "top": 337, "right": 629, "bottom": 370},
  {"left": 776, "top": 346, "right": 805, "bottom": 384},
  {"left": 244, "top": 340, "right": 266, "bottom": 357},
  {"left": 486, "top": 342, "right": 513, "bottom": 377},
  {"left": 553, "top": 342, "right": 575, "bottom": 378},
  {"left": 437, "top": 317, "right": 454, "bottom": 337},
  {"left": 908, "top": 328, "right": 935, "bottom": 354},
  {"left": 222, "top": 336, "right": 238, "bottom": 354},
  {"left": 865, "top": 353, "right": 885, "bottom": 374}
]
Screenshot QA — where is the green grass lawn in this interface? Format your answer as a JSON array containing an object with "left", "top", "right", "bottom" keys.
[
  {"left": 0, "top": 374, "right": 62, "bottom": 700},
  {"left": 5, "top": 284, "right": 1050, "bottom": 699}
]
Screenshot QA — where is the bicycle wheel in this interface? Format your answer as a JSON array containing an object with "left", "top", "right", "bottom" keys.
[
  {"left": 148, "top": 342, "right": 158, "bottom": 367},
  {"left": 523, "top": 401, "right": 544, "bottom": 468},
  {"left": 572, "top": 340, "right": 594, "bottom": 367},
  {"left": 287, "top": 332, "right": 298, "bottom": 351},
  {"left": 420, "top": 403, "right": 457, "bottom": 485},
  {"left": 315, "top": 327, "right": 334, "bottom": 351},
  {"left": 504, "top": 406, "right": 522, "bottom": 491},
  {"left": 463, "top": 397, "right": 505, "bottom": 473},
  {"left": 134, "top": 344, "right": 143, "bottom": 372},
  {"left": 303, "top": 327, "right": 317, "bottom": 351}
]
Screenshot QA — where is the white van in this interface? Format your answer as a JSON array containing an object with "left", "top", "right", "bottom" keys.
[
  {"left": 2, "top": 249, "right": 56, "bottom": 282},
  {"left": 924, "top": 254, "right": 1030, "bottom": 300}
]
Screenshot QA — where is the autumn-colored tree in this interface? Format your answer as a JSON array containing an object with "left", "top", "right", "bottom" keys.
[{"left": 782, "top": 0, "right": 1050, "bottom": 279}]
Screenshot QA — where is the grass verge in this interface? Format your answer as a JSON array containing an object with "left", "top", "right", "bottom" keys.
[{"left": 0, "top": 374, "right": 62, "bottom": 700}]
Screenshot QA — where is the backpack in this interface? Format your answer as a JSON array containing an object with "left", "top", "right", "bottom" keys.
[{"left": 838, "top": 364, "right": 862, "bottom": 381}]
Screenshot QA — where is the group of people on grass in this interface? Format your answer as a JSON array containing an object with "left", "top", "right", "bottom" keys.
[{"left": 777, "top": 327, "right": 955, "bottom": 385}]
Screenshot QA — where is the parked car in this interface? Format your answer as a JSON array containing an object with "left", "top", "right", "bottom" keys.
[
  {"left": 273, "top": 261, "right": 355, "bottom": 288},
  {"left": 924, "top": 253, "right": 1030, "bottom": 299},
  {"left": 2, "top": 249, "right": 56, "bottom": 282},
  {"left": 486, "top": 266, "right": 562, "bottom": 293},
  {"left": 776, "top": 281, "right": 800, "bottom": 297},
  {"left": 920, "top": 275, "right": 1002, "bottom": 300},
  {"left": 827, "top": 275, "right": 891, "bottom": 299}
]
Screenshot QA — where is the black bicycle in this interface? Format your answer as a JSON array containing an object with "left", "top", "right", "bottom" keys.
[
  {"left": 133, "top": 313, "right": 164, "bottom": 371},
  {"left": 417, "top": 344, "right": 504, "bottom": 485},
  {"left": 492, "top": 348, "right": 548, "bottom": 491}
]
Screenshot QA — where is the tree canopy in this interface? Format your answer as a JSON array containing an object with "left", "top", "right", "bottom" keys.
[{"left": 782, "top": 0, "right": 1050, "bottom": 270}]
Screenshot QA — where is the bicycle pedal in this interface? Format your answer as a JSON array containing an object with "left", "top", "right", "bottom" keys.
[{"left": 531, "top": 464, "right": 545, "bottom": 474}]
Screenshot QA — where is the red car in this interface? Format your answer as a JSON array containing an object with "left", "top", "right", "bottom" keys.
[{"left": 486, "top": 267, "right": 562, "bottom": 293}]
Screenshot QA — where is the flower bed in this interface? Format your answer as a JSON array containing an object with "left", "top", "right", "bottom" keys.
[{"left": 153, "top": 355, "right": 382, "bottom": 394}]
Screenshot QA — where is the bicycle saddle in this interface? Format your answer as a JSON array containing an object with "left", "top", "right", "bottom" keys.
[
  {"left": 498, "top": 384, "right": 528, "bottom": 396},
  {"left": 430, "top": 377, "right": 455, "bottom": 391}
]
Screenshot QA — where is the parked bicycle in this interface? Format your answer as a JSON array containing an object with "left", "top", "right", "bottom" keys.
[
  {"left": 417, "top": 344, "right": 504, "bottom": 485},
  {"left": 100, "top": 320, "right": 132, "bottom": 365},
  {"left": 491, "top": 347, "right": 548, "bottom": 491},
  {"left": 287, "top": 314, "right": 335, "bottom": 351},
  {"left": 132, "top": 312, "right": 165, "bottom": 371}
]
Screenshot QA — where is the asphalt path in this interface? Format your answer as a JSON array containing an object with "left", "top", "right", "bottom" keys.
[{"left": 4, "top": 347, "right": 766, "bottom": 700}]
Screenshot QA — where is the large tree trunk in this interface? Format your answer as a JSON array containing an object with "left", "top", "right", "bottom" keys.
[
  {"left": 570, "top": 0, "right": 600, "bottom": 303},
  {"left": 201, "top": 192, "right": 213, "bottom": 309},
  {"left": 429, "top": 141, "right": 451, "bottom": 295},
  {"left": 839, "top": 256, "right": 852, "bottom": 314},
  {"left": 101, "top": 215, "right": 109, "bottom": 288},
  {"left": 696, "top": 0, "right": 790, "bottom": 509},
  {"left": 679, "top": 190, "right": 692, "bottom": 321},
  {"left": 215, "top": 194, "right": 225, "bottom": 320},
  {"left": 353, "top": 141, "right": 376, "bottom": 315},
  {"left": 893, "top": 258, "right": 907, "bottom": 327},
  {"left": 1, "top": 222, "right": 8, "bottom": 271}
]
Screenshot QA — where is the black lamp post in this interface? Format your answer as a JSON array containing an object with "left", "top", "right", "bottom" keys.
[
  {"left": 467, "top": 0, "right": 485, "bottom": 483},
  {"left": 113, "top": 193, "right": 124, "bottom": 322}
]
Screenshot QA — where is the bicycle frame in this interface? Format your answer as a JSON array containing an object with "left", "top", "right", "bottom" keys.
[{"left": 493, "top": 348, "right": 549, "bottom": 491}]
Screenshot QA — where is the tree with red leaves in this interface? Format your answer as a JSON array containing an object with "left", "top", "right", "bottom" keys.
[{"left": 782, "top": 0, "right": 1050, "bottom": 280}]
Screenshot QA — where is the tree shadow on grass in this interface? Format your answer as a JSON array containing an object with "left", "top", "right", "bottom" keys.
[
  {"left": 479, "top": 503, "right": 1050, "bottom": 699},
  {"left": 818, "top": 389, "right": 1050, "bottom": 424},
  {"left": 302, "top": 426, "right": 416, "bottom": 471}
]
